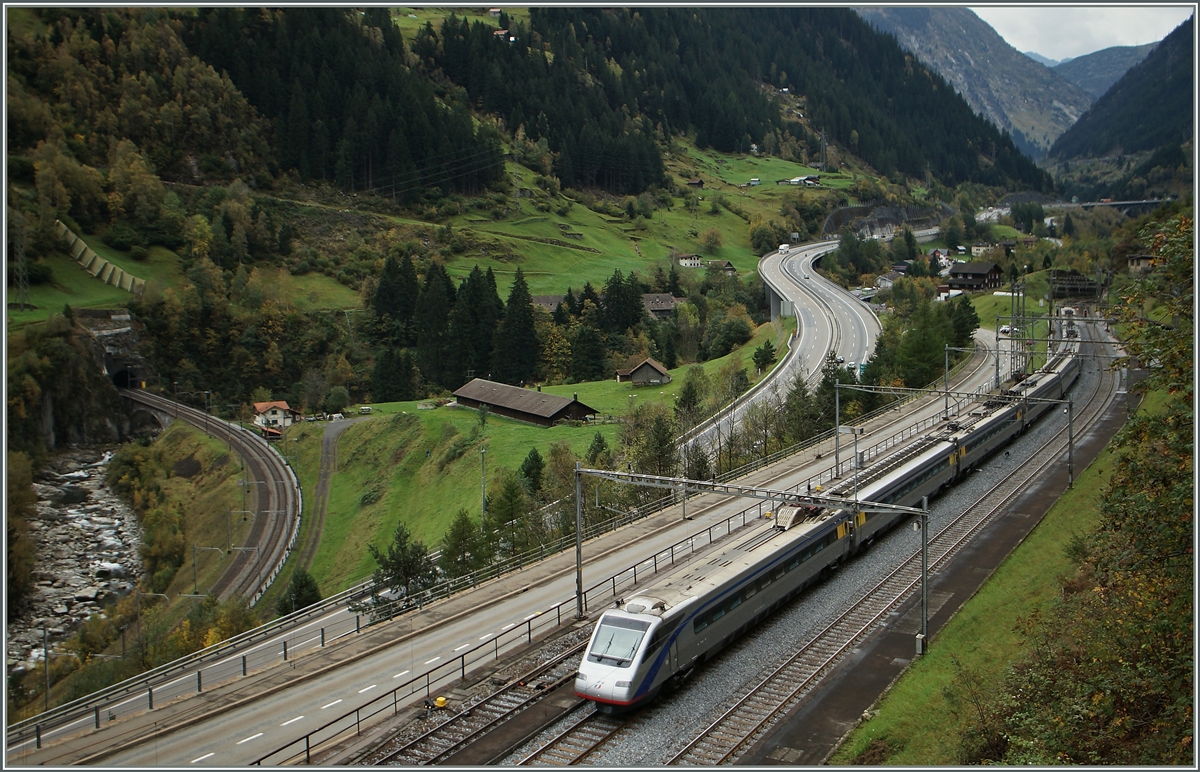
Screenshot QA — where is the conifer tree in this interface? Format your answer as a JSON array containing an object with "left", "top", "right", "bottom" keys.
[
  {"left": 415, "top": 263, "right": 453, "bottom": 388},
  {"left": 491, "top": 268, "right": 539, "bottom": 385},
  {"left": 397, "top": 254, "right": 420, "bottom": 345}
]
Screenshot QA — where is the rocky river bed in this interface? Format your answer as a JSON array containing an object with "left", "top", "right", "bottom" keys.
[{"left": 6, "top": 447, "right": 144, "bottom": 677}]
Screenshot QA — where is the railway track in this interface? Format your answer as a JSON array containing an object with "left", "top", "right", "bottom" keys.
[
  {"left": 121, "top": 389, "right": 297, "bottom": 603},
  {"left": 663, "top": 329, "right": 1121, "bottom": 765},
  {"left": 515, "top": 707, "right": 626, "bottom": 766},
  {"left": 506, "top": 329, "right": 1119, "bottom": 768},
  {"left": 362, "top": 643, "right": 587, "bottom": 766}
]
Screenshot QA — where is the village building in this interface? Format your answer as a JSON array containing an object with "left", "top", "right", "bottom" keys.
[
  {"left": 530, "top": 294, "right": 566, "bottom": 314},
  {"left": 641, "top": 293, "right": 685, "bottom": 319},
  {"left": 253, "top": 401, "right": 300, "bottom": 438},
  {"left": 1127, "top": 254, "right": 1154, "bottom": 274},
  {"left": 615, "top": 358, "right": 672, "bottom": 386},
  {"left": 875, "top": 271, "right": 904, "bottom": 290},
  {"left": 946, "top": 261, "right": 1004, "bottom": 292},
  {"left": 708, "top": 260, "right": 737, "bottom": 275},
  {"left": 452, "top": 379, "right": 597, "bottom": 427}
]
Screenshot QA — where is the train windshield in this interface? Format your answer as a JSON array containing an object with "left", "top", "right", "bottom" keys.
[{"left": 587, "top": 616, "right": 650, "bottom": 667}]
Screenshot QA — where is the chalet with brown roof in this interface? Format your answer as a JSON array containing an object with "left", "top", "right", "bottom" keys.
[
  {"left": 685, "top": 178, "right": 704, "bottom": 188},
  {"left": 452, "top": 379, "right": 597, "bottom": 426},
  {"left": 946, "top": 261, "right": 1003, "bottom": 292},
  {"left": 708, "top": 260, "right": 737, "bottom": 275},
  {"left": 615, "top": 358, "right": 672, "bottom": 386}
]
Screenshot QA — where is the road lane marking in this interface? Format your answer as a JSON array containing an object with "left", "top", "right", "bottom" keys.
[
  {"left": 393, "top": 670, "right": 410, "bottom": 678},
  {"left": 281, "top": 716, "right": 305, "bottom": 726},
  {"left": 321, "top": 699, "right": 342, "bottom": 709},
  {"left": 478, "top": 633, "right": 493, "bottom": 640},
  {"left": 359, "top": 684, "right": 377, "bottom": 693},
  {"left": 454, "top": 644, "right": 470, "bottom": 651},
  {"left": 524, "top": 613, "right": 538, "bottom": 620},
  {"left": 501, "top": 623, "right": 516, "bottom": 631},
  {"left": 191, "top": 753, "right": 215, "bottom": 763},
  {"left": 424, "top": 656, "right": 441, "bottom": 664},
  {"left": 236, "top": 733, "right": 263, "bottom": 745}
]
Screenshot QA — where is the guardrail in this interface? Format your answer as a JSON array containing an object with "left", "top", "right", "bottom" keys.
[
  {"left": 252, "top": 502, "right": 775, "bottom": 765},
  {"left": 7, "top": 237, "right": 957, "bottom": 745}
]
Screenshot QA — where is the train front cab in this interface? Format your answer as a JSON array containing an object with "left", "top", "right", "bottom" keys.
[{"left": 576, "top": 609, "right": 660, "bottom": 710}]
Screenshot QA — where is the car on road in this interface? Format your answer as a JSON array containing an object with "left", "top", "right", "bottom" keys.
[
  {"left": 836, "top": 355, "right": 845, "bottom": 363},
  {"left": 803, "top": 273, "right": 810, "bottom": 279}
]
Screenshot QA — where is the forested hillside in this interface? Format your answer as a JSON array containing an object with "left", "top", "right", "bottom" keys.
[
  {"left": 1049, "top": 16, "right": 1193, "bottom": 161},
  {"left": 420, "top": 8, "right": 1051, "bottom": 191},
  {"left": 854, "top": 6, "right": 1094, "bottom": 160},
  {"left": 179, "top": 8, "right": 505, "bottom": 197}
]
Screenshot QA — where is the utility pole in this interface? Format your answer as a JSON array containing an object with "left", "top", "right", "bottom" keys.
[{"left": 575, "top": 462, "right": 584, "bottom": 620}]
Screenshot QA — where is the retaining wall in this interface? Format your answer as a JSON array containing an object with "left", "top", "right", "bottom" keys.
[{"left": 55, "top": 220, "right": 146, "bottom": 295}]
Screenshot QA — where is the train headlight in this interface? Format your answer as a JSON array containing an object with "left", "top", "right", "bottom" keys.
[
  {"left": 575, "top": 673, "right": 587, "bottom": 682},
  {"left": 615, "top": 680, "right": 631, "bottom": 688}
]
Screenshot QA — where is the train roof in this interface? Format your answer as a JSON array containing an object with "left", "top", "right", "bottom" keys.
[{"left": 619, "top": 515, "right": 835, "bottom": 616}]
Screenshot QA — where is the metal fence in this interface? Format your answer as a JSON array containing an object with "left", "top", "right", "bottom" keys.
[{"left": 251, "top": 501, "right": 773, "bottom": 765}]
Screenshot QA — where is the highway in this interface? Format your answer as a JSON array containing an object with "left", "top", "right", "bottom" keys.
[
  {"left": 686, "top": 237, "right": 880, "bottom": 457},
  {"left": 13, "top": 233, "right": 1002, "bottom": 766}
]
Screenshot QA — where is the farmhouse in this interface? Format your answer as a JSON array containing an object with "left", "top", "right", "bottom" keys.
[
  {"left": 452, "top": 379, "right": 597, "bottom": 426},
  {"left": 946, "top": 261, "right": 1003, "bottom": 292},
  {"left": 641, "top": 293, "right": 685, "bottom": 319},
  {"left": 615, "top": 358, "right": 672, "bottom": 386}
]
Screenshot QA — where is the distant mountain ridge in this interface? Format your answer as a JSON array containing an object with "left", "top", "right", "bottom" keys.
[
  {"left": 1024, "top": 51, "right": 1067, "bottom": 68},
  {"left": 1053, "top": 43, "right": 1157, "bottom": 98},
  {"left": 854, "top": 6, "right": 1095, "bottom": 159},
  {"left": 1049, "top": 16, "right": 1193, "bottom": 160}
]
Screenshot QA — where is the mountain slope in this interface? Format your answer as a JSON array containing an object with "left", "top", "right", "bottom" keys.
[
  {"left": 1049, "top": 16, "right": 1193, "bottom": 160},
  {"left": 854, "top": 6, "right": 1095, "bottom": 159},
  {"left": 1054, "top": 43, "right": 1158, "bottom": 99}
]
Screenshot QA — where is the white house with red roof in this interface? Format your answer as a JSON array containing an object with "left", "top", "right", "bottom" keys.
[{"left": 253, "top": 401, "right": 300, "bottom": 438}]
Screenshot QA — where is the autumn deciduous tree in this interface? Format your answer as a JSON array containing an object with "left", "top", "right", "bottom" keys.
[{"left": 966, "top": 213, "right": 1194, "bottom": 765}]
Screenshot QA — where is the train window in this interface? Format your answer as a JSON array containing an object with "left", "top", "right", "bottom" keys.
[
  {"left": 772, "top": 567, "right": 785, "bottom": 581},
  {"left": 744, "top": 582, "right": 758, "bottom": 599},
  {"left": 646, "top": 616, "right": 684, "bottom": 657},
  {"left": 588, "top": 616, "right": 651, "bottom": 667},
  {"left": 787, "top": 556, "right": 800, "bottom": 571},
  {"left": 727, "top": 596, "right": 742, "bottom": 612},
  {"left": 711, "top": 607, "right": 725, "bottom": 623},
  {"left": 694, "top": 618, "right": 708, "bottom": 633}
]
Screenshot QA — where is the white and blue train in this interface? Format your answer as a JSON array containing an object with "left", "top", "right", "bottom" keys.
[{"left": 576, "top": 340, "right": 1080, "bottom": 711}]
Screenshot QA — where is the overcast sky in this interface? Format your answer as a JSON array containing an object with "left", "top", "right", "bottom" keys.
[{"left": 969, "top": 5, "right": 1194, "bottom": 61}]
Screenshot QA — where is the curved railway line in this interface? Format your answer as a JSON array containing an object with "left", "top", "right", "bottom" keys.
[
  {"left": 120, "top": 389, "right": 299, "bottom": 604},
  {"left": 382, "top": 325, "right": 1119, "bottom": 767}
]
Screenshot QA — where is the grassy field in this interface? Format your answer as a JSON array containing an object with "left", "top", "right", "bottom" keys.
[
  {"left": 828, "top": 391, "right": 1154, "bottom": 765},
  {"left": 74, "top": 234, "right": 184, "bottom": 288},
  {"left": 7, "top": 248, "right": 138, "bottom": 328},
  {"left": 287, "top": 315, "right": 795, "bottom": 591}
]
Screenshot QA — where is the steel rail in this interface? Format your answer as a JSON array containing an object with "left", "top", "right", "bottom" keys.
[{"left": 665, "top": 331, "right": 1119, "bottom": 764}]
